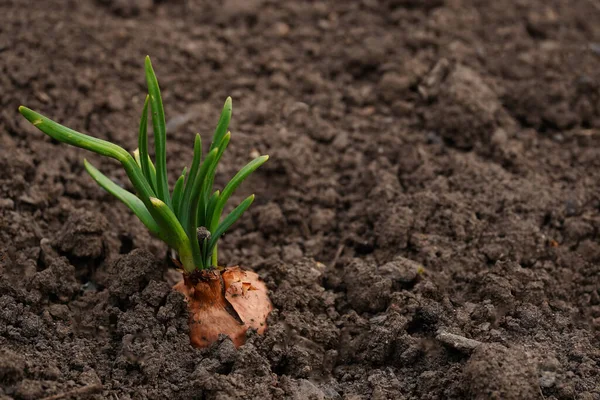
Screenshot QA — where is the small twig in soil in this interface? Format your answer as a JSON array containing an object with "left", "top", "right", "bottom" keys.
[
  {"left": 329, "top": 244, "right": 345, "bottom": 269},
  {"left": 40, "top": 383, "right": 103, "bottom": 400}
]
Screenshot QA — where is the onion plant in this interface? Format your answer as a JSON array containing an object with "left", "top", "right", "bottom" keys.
[{"left": 19, "top": 56, "right": 268, "bottom": 272}]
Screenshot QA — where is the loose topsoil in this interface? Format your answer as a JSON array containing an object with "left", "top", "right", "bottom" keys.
[{"left": 1, "top": 0, "right": 600, "bottom": 399}]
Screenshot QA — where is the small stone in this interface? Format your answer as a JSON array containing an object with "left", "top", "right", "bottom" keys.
[
  {"left": 491, "top": 128, "right": 508, "bottom": 145},
  {"left": 436, "top": 330, "right": 482, "bottom": 353},
  {"left": 539, "top": 370, "right": 556, "bottom": 388},
  {"left": 0, "top": 198, "right": 14, "bottom": 209},
  {"left": 273, "top": 22, "right": 290, "bottom": 36}
]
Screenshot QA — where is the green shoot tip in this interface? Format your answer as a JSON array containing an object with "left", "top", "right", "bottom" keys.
[
  {"left": 149, "top": 197, "right": 163, "bottom": 206},
  {"left": 18, "top": 106, "right": 42, "bottom": 125}
]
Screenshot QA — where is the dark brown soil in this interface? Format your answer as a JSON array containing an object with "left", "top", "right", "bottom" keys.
[{"left": 1, "top": 0, "right": 600, "bottom": 399}]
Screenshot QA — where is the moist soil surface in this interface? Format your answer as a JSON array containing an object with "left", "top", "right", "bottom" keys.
[{"left": 1, "top": 0, "right": 600, "bottom": 399}]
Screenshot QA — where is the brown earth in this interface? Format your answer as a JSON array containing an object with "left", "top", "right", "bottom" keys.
[{"left": 1, "top": 0, "right": 600, "bottom": 399}]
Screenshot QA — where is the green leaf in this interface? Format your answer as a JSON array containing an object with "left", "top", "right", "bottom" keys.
[
  {"left": 20, "top": 66, "right": 262, "bottom": 274},
  {"left": 133, "top": 148, "right": 157, "bottom": 198},
  {"left": 209, "top": 155, "right": 268, "bottom": 233},
  {"left": 19, "top": 106, "right": 155, "bottom": 204},
  {"left": 179, "top": 134, "right": 201, "bottom": 229},
  {"left": 207, "top": 194, "right": 255, "bottom": 258},
  {"left": 149, "top": 197, "right": 197, "bottom": 272},
  {"left": 199, "top": 132, "right": 230, "bottom": 227},
  {"left": 145, "top": 56, "right": 171, "bottom": 208},
  {"left": 210, "top": 244, "right": 218, "bottom": 268},
  {"left": 133, "top": 149, "right": 141, "bottom": 165},
  {"left": 134, "top": 149, "right": 157, "bottom": 191},
  {"left": 202, "top": 190, "right": 220, "bottom": 228},
  {"left": 84, "top": 159, "right": 161, "bottom": 238},
  {"left": 187, "top": 148, "right": 220, "bottom": 264},
  {"left": 172, "top": 167, "right": 187, "bottom": 218},
  {"left": 146, "top": 155, "right": 158, "bottom": 191},
  {"left": 138, "top": 95, "right": 154, "bottom": 192},
  {"left": 209, "top": 97, "right": 232, "bottom": 152},
  {"left": 186, "top": 134, "right": 202, "bottom": 188},
  {"left": 20, "top": 106, "right": 129, "bottom": 161}
]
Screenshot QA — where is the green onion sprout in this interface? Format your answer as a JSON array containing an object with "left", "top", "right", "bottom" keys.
[{"left": 19, "top": 56, "right": 268, "bottom": 272}]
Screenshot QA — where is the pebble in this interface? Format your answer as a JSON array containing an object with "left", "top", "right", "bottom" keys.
[
  {"left": 539, "top": 370, "right": 556, "bottom": 388},
  {"left": 0, "top": 198, "right": 14, "bottom": 209},
  {"left": 436, "top": 330, "right": 483, "bottom": 353}
]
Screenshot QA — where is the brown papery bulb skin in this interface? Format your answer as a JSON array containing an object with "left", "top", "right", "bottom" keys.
[{"left": 173, "top": 266, "right": 272, "bottom": 348}]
